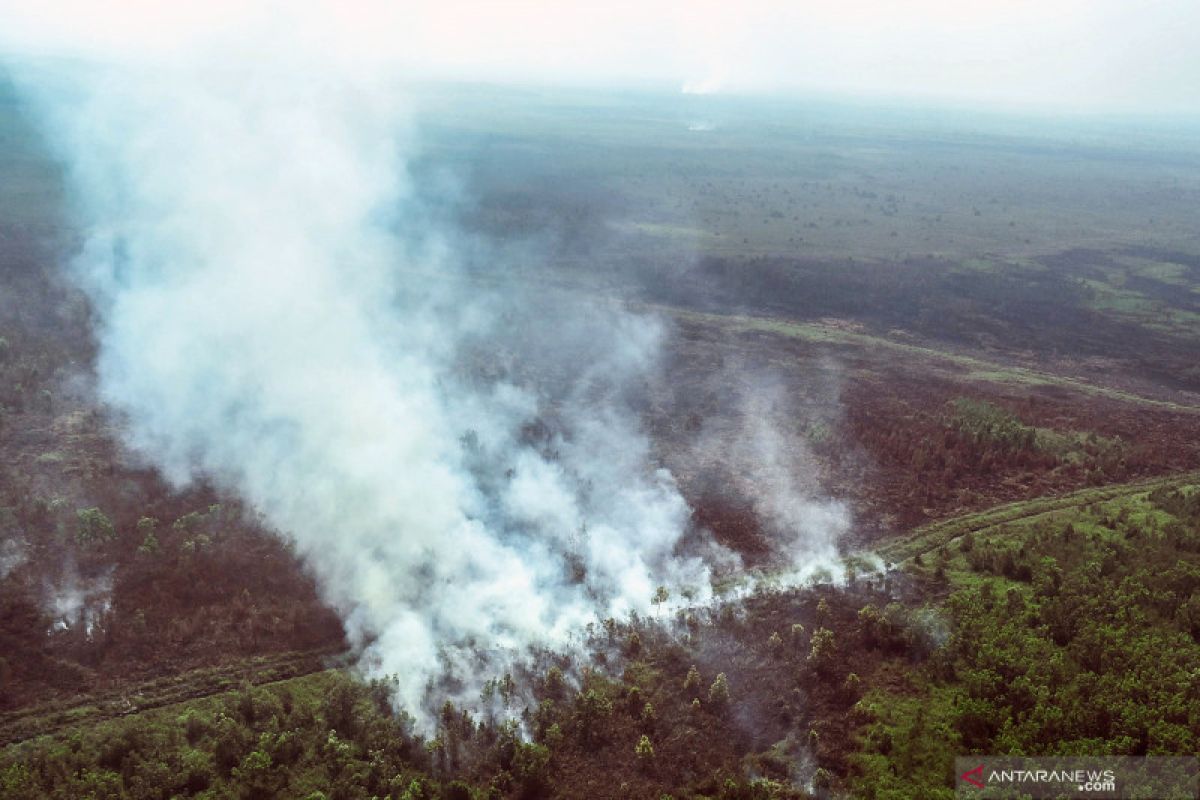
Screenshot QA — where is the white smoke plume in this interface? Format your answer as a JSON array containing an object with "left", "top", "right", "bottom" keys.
[
  {"left": 687, "top": 365, "right": 850, "bottom": 590},
  {"left": 46, "top": 569, "right": 112, "bottom": 639},
  {"left": 7, "top": 28, "right": 729, "bottom": 721},
  {"left": 737, "top": 385, "right": 847, "bottom": 583}
]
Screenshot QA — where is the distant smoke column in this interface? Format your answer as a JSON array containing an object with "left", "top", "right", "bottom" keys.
[{"left": 30, "top": 62, "right": 711, "bottom": 719}]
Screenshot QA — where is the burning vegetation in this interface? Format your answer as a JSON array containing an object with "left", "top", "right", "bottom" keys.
[{"left": 3, "top": 5, "right": 1200, "bottom": 799}]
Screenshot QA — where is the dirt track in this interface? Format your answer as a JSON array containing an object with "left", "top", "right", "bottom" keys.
[{"left": 0, "top": 647, "right": 348, "bottom": 748}]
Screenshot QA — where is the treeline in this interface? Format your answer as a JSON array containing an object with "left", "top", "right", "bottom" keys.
[
  {"left": 846, "top": 396, "right": 1135, "bottom": 516},
  {"left": 2, "top": 672, "right": 430, "bottom": 800},
  {"left": 1, "top": 575, "right": 932, "bottom": 799},
  {"left": 0, "top": 642, "right": 811, "bottom": 800}
]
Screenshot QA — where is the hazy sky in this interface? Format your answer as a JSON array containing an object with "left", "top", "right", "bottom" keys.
[{"left": 1, "top": 1, "right": 1198, "bottom": 113}]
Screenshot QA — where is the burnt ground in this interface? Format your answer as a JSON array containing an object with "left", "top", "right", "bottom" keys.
[
  {"left": 8, "top": 229, "right": 1200, "bottom": 716},
  {"left": 645, "top": 308, "right": 1200, "bottom": 558},
  {"left": 0, "top": 223, "right": 346, "bottom": 711}
]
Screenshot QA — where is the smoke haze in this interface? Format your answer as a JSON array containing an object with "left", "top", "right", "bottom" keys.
[
  {"left": 2, "top": 1, "right": 1199, "bottom": 113},
  {"left": 0, "top": 2, "right": 901, "bottom": 725},
  {"left": 5, "top": 43, "right": 742, "bottom": 720}
]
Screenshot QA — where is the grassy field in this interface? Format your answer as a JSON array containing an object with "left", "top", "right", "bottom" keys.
[
  {"left": 653, "top": 305, "right": 1200, "bottom": 412},
  {"left": 414, "top": 83, "right": 1200, "bottom": 263}
]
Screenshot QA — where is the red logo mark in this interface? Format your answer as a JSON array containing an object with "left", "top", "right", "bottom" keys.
[{"left": 960, "top": 764, "right": 985, "bottom": 788}]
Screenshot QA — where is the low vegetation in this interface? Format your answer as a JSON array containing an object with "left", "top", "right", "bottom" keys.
[{"left": 23, "top": 481, "right": 1199, "bottom": 799}]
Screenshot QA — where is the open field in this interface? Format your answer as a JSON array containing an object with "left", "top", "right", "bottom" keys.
[
  {"left": 414, "top": 84, "right": 1200, "bottom": 263},
  {"left": 654, "top": 305, "right": 1200, "bottom": 412}
]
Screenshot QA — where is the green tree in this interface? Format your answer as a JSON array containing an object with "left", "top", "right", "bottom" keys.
[
  {"left": 683, "top": 665, "right": 701, "bottom": 692},
  {"left": 635, "top": 734, "right": 655, "bottom": 762},
  {"left": 708, "top": 673, "right": 730, "bottom": 708},
  {"left": 513, "top": 742, "right": 550, "bottom": 798},
  {"left": 576, "top": 689, "right": 613, "bottom": 744},
  {"left": 231, "top": 747, "right": 278, "bottom": 799},
  {"left": 652, "top": 585, "right": 669, "bottom": 617},
  {"left": 816, "top": 597, "right": 831, "bottom": 620},
  {"left": 138, "top": 531, "right": 159, "bottom": 555},
  {"left": 544, "top": 666, "right": 566, "bottom": 699},
  {"left": 808, "top": 627, "right": 837, "bottom": 675},
  {"left": 76, "top": 507, "right": 116, "bottom": 546}
]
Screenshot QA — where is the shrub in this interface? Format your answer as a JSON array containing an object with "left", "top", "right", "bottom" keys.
[
  {"left": 76, "top": 507, "right": 116, "bottom": 546},
  {"left": 708, "top": 673, "right": 730, "bottom": 707},
  {"left": 635, "top": 734, "right": 654, "bottom": 761},
  {"left": 683, "top": 665, "right": 701, "bottom": 692}
]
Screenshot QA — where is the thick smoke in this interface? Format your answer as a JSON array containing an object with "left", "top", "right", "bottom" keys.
[
  {"left": 16, "top": 53, "right": 725, "bottom": 719},
  {"left": 5, "top": 6, "right": 861, "bottom": 725}
]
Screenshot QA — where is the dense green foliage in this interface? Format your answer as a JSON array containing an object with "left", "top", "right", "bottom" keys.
[
  {"left": 8, "top": 487, "right": 1200, "bottom": 798},
  {"left": 851, "top": 487, "right": 1200, "bottom": 798},
  {"left": 0, "top": 625, "right": 832, "bottom": 800},
  {"left": 1, "top": 672, "right": 433, "bottom": 800}
]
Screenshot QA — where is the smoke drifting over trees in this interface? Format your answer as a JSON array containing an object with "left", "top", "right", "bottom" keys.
[
  {"left": 5, "top": 21, "right": 848, "bottom": 724},
  {"left": 15, "top": 67, "right": 677, "bottom": 720}
]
